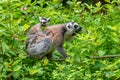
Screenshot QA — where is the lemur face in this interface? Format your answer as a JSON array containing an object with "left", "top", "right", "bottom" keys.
[
  {"left": 66, "top": 22, "right": 82, "bottom": 35},
  {"left": 39, "top": 17, "right": 50, "bottom": 26}
]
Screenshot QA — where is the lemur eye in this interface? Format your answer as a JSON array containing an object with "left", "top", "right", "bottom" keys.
[
  {"left": 67, "top": 25, "right": 71, "bottom": 29},
  {"left": 74, "top": 25, "right": 78, "bottom": 29}
]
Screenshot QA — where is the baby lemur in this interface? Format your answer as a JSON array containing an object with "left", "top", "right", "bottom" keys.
[
  {"left": 25, "top": 17, "right": 50, "bottom": 50},
  {"left": 27, "top": 21, "right": 82, "bottom": 59},
  {"left": 28, "top": 17, "right": 50, "bottom": 35}
]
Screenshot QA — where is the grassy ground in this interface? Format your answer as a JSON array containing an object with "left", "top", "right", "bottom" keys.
[{"left": 0, "top": 0, "right": 120, "bottom": 79}]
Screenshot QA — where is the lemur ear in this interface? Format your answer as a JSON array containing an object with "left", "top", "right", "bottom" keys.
[
  {"left": 47, "top": 18, "right": 50, "bottom": 22},
  {"left": 39, "top": 17, "right": 42, "bottom": 20},
  {"left": 71, "top": 20, "right": 75, "bottom": 22}
]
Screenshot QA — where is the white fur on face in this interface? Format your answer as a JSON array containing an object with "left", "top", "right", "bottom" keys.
[
  {"left": 39, "top": 18, "right": 50, "bottom": 26},
  {"left": 39, "top": 17, "right": 49, "bottom": 23},
  {"left": 40, "top": 19, "right": 46, "bottom": 23},
  {"left": 66, "top": 22, "right": 79, "bottom": 34}
]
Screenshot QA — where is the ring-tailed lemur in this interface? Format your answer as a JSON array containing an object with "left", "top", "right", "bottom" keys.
[{"left": 27, "top": 21, "right": 82, "bottom": 59}]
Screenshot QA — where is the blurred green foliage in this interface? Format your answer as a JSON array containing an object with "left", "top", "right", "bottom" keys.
[{"left": 0, "top": 0, "right": 120, "bottom": 79}]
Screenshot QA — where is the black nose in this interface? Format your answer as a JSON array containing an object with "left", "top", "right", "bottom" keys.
[
  {"left": 77, "top": 26, "right": 82, "bottom": 31},
  {"left": 75, "top": 26, "right": 82, "bottom": 33},
  {"left": 79, "top": 26, "right": 82, "bottom": 31}
]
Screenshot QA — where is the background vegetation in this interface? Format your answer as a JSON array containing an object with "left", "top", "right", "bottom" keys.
[{"left": 0, "top": 0, "right": 120, "bottom": 79}]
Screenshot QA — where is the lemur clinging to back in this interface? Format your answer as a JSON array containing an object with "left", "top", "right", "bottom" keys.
[
  {"left": 28, "top": 17, "right": 50, "bottom": 35},
  {"left": 27, "top": 21, "right": 82, "bottom": 59},
  {"left": 25, "top": 17, "right": 50, "bottom": 50}
]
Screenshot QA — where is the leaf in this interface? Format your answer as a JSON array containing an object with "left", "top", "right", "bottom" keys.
[
  {"left": 3, "top": 62, "right": 9, "bottom": 67},
  {"left": 16, "top": 19, "right": 22, "bottom": 24},
  {"left": 66, "top": 58, "right": 72, "bottom": 63},
  {"left": 42, "top": 58, "right": 49, "bottom": 66},
  {"left": 98, "top": 50, "right": 106, "bottom": 56},
  {"left": 105, "top": 59, "right": 120, "bottom": 70},
  {"left": 75, "top": 57, "right": 80, "bottom": 62},
  {"left": 114, "top": 69, "right": 120, "bottom": 79},
  {"left": 18, "top": 53, "right": 26, "bottom": 59},
  {"left": 23, "top": 24, "right": 30, "bottom": 31},
  {"left": 15, "top": 2, "right": 22, "bottom": 7},
  {"left": 0, "top": 30, "right": 5, "bottom": 36},
  {"left": 9, "top": 50, "right": 16, "bottom": 56},
  {"left": 0, "top": 6, "right": 3, "bottom": 10},
  {"left": 13, "top": 71, "right": 20, "bottom": 79},
  {"left": 105, "top": 71, "right": 115, "bottom": 78},
  {"left": 13, "top": 60, "right": 21, "bottom": 66},
  {"left": 105, "top": 0, "right": 110, "bottom": 3},
  {"left": 112, "top": 26, "right": 117, "bottom": 31},
  {"left": 13, "top": 65, "right": 22, "bottom": 71},
  {"left": 66, "top": 1, "right": 73, "bottom": 5},
  {"left": 96, "top": 2, "right": 101, "bottom": 7},
  {"left": 38, "top": 68, "right": 44, "bottom": 75},
  {"left": 5, "top": 52, "right": 11, "bottom": 57},
  {"left": 1, "top": 42, "right": 9, "bottom": 54},
  {"left": 0, "top": 64, "right": 4, "bottom": 71},
  {"left": 28, "top": 69, "right": 38, "bottom": 75}
]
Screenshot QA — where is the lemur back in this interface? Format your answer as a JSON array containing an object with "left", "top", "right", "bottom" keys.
[{"left": 45, "top": 24, "right": 66, "bottom": 47}]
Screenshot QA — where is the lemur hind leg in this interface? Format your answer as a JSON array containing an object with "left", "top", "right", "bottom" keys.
[{"left": 45, "top": 47, "right": 55, "bottom": 60}]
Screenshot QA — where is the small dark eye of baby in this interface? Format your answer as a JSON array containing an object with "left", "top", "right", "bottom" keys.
[
  {"left": 43, "top": 22, "right": 46, "bottom": 24},
  {"left": 74, "top": 25, "right": 78, "bottom": 29}
]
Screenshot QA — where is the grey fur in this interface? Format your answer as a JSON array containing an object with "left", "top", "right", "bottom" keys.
[{"left": 28, "top": 38, "right": 52, "bottom": 58}]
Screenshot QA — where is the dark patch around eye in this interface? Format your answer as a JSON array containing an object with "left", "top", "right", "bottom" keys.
[
  {"left": 67, "top": 25, "right": 70, "bottom": 28},
  {"left": 74, "top": 25, "right": 78, "bottom": 29}
]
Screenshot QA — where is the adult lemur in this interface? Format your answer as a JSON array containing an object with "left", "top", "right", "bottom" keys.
[{"left": 27, "top": 21, "right": 82, "bottom": 59}]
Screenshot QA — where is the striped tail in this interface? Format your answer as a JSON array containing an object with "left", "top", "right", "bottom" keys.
[{"left": 28, "top": 38, "right": 53, "bottom": 58}]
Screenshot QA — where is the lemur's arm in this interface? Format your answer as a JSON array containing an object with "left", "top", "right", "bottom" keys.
[{"left": 57, "top": 46, "right": 69, "bottom": 58}]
